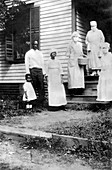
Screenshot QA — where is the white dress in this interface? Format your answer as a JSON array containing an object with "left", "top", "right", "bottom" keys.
[
  {"left": 97, "top": 52, "right": 112, "bottom": 101},
  {"left": 23, "top": 82, "right": 37, "bottom": 101},
  {"left": 85, "top": 29, "right": 105, "bottom": 69},
  {"left": 46, "top": 59, "right": 67, "bottom": 106},
  {"left": 66, "top": 41, "right": 85, "bottom": 89}
]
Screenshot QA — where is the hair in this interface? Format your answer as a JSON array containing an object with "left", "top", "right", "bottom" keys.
[
  {"left": 101, "top": 42, "right": 110, "bottom": 49},
  {"left": 50, "top": 48, "right": 57, "bottom": 56},
  {"left": 25, "top": 74, "right": 31, "bottom": 80},
  {"left": 71, "top": 31, "right": 79, "bottom": 38}
]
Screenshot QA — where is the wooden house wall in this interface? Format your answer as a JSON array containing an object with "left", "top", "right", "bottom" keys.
[
  {"left": 0, "top": 0, "right": 72, "bottom": 84},
  {"left": 76, "top": 10, "right": 89, "bottom": 54},
  {"left": 0, "top": 0, "right": 88, "bottom": 88}
]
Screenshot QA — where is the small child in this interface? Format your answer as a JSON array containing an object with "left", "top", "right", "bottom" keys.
[
  {"left": 97, "top": 42, "right": 112, "bottom": 101},
  {"left": 23, "top": 74, "right": 37, "bottom": 109}
]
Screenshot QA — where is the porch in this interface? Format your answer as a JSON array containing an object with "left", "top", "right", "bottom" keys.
[{"left": 0, "top": 75, "right": 105, "bottom": 104}]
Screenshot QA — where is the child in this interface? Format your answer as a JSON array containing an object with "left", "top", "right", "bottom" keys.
[
  {"left": 23, "top": 74, "right": 37, "bottom": 109},
  {"left": 46, "top": 48, "right": 67, "bottom": 110},
  {"left": 97, "top": 42, "right": 112, "bottom": 101}
]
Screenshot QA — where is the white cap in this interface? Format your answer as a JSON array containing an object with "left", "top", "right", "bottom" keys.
[{"left": 90, "top": 21, "right": 97, "bottom": 26}]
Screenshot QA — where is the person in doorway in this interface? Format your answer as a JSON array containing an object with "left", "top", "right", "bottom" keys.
[
  {"left": 97, "top": 42, "right": 112, "bottom": 102},
  {"left": 23, "top": 74, "right": 37, "bottom": 110},
  {"left": 25, "top": 40, "right": 46, "bottom": 108},
  {"left": 66, "top": 31, "right": 85, "bottom": 96},
  {"left": 46, "top": 48, "right": 67, "bottom": 110},
  {"left": 85, "top": 21, "right": 105, "bottom": 76}
]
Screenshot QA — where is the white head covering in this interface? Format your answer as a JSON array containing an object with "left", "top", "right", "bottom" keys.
[
  {"left": 71, "top": 31, "right": 79, "bottom": 38},
  {"left": 50, "top": 48, "right": 57, "bottom": 55},
  {"left": 101, "top": 42, "right": 110, "bottom": 49},
  {"left": 90, "top": 21, "right": 97, "bottom": 27}
]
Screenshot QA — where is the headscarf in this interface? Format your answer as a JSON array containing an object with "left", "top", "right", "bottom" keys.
[
  {"left": 50, "top": 48, "right": 58, "bottom": 55},
  {"left": 101, "top": 42, "right": 110, "bottom": 49},
  {"left": 71, "top": 31, "right": 79, "bottom": 39}
]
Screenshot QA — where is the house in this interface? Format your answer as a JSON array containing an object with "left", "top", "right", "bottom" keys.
[{"left": 0, "top": 0, "right": 112, "bottom": 101}]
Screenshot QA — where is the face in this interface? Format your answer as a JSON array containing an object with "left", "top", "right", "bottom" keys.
[
  {"left": 26, "top": 76, "right": 32, "bottom": 82},
  {"left": 72, "top": 36, "right": 78, "bottom": 42},
  {"left": 51, "top": 52, "right": 56, "bottom": 59},
  {"left": 32, "top": 41, "right": 38, "bottom": 50},
  {"left": 102, "top": 47, "right": 109, "bottom": 55},
  {"left": 91, "top": 25, "right": 97, "bottom": 32}
]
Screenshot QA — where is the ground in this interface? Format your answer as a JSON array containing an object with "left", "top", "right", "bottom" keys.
[{"left": 0, "top": 107, "right": 111, "bottom": 170}]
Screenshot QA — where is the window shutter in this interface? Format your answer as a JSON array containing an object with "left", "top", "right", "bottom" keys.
[{"left": 5, "top": 34, "right": 14, "bottom": 62}]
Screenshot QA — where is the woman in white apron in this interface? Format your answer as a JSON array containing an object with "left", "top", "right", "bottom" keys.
[
  {"left": 66, "top": 31, "right": 85, "bottom": 94},
  {"left": 97, "top": 42, "right": 112, "bottom": 101},
  {"left": 46, "top": 49, "right": 67, "bottom": 109}
]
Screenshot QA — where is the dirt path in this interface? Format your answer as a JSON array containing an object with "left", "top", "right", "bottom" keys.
[
  {"left": 0, "top": 109, "right": 100, "bottom": 170},
  {"left": 0, "top": 136, "right": 93, "bottom": 170}
]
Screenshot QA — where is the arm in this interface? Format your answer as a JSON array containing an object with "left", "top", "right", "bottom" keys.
[
  {"left": 100, "top": 30, "right": 105, "bottom": 43},
  {"left": 25, "top": 52, "right": 30, "bottom": 74},
  {"left": 41, "top": 52, "right": 46, "bottom": 75},
  {"left": 58, "top": 60, "right": 64, "bottom": 84},
  {"left": 85, "top": 32, "right": 91, "bottom": 52},
  {"left": 66, "top": 43, "right": 71, "bottom": 58}
]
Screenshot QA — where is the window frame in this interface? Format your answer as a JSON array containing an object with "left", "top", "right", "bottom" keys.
[{"left": 5, "top": 4, "right": 40, "bottom": 64}]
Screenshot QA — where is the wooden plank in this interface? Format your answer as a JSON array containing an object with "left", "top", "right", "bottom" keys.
[
  {"left": 40, "top": 10, "right": 71, "bottom": 18},
  {"left": 40, "top": 13, "right": 72, "bottom": 22},
  {"left": 0, "top": 125, "right": 52, "bottom": 139}
]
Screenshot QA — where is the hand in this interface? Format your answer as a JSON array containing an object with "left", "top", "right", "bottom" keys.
[{"left": 61, "top": 75, "right": 63, "bottom": 84}]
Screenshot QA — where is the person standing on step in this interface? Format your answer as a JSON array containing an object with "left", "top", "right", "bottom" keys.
[
  {"left": 85, "top": 21, "right": 105, "bottom": 76},
  {"left": 66, "top": 31, "right": 85, "bottom": 96},
  {"left": 46, "top": 48, "right": 67, "bottom": 111},
  {"left": 97, "top": 42, "right": 112, "bottom": 102},
  {"left": 25, "top": 40, "right": 46, "bottom": 108}
]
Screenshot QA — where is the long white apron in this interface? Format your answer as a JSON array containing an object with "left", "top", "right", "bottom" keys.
[
  {"left": 66, "top": 41, "right": 85, "bottom": 89},
  {"left": 47, "top": 59, "right": 67, "bottom": 106},
  {"left": 97, "top": 53, "right": 112, "bottom": 101}
]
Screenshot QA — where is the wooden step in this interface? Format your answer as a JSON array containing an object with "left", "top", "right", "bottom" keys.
[
  {"left": 67, "top": 95, "right": 97, "bottom": 102},
  {"left": 85, "top": 75, "right": 99, "bottom": 81}
]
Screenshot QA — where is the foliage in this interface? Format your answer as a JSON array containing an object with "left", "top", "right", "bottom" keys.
[{"left": 0, "top": 0, "right": 27, "bottom": 35}]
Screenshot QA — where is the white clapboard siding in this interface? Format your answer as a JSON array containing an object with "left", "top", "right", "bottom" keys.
[
  {"left": 76, "top": 11, "right": 88, "bottom": 54},
  {"left": 40, "top": 0, "right": 72, "bottom": 82},
  {"left": 0, "top": 0, "right": 72, "bottom": 84}
]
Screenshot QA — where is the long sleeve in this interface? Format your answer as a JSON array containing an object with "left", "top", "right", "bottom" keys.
[
  {"left": 41, "top": 52, "right": 46, "bottom": 75},
  {"left": 100, "top": 30, "right": 105, "bottom": 43},
  {"left": 66, "top": 43, "right": 71, "bottom": 58},
  {"left": 58, "top": 60, "right": 64, "bottom": 75},
  {"left": 25, "top": 52, "right": 30, "bottom": 74}
]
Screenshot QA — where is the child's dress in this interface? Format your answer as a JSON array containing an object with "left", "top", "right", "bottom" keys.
[
  {"left": 66, "top": 41, "right": 85, "bottom": 89},
  {"left": 23, "top": 81, "right": 37, "bottom": 102},
  {"left": 46, "top": 58, "right": 67, "bottom": 106},
  {"left": 97, "top": 52, "right": 112, "bottom": 101}
]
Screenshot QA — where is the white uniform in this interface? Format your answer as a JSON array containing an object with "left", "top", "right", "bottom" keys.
[
  {"left": 46, "top": 58, "right": 67, "bottom": 106},
  {"left": 97, "top": 52, "right": 112, "bottom": 101},
  {"left": 66, "top": 41, "right": 85, "bottom": 89}
]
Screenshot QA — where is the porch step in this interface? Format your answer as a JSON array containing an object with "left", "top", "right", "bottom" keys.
[
  {"left": 67, "top": 95, "right": 97, "bottom": 102},
  {"left": 67, "top": 99, "right": 109, "bottom": 104}
]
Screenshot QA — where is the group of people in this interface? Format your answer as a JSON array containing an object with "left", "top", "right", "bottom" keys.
[
  {"left": 23, "top": 40, "right": 67, "bottom": 111},
  {"left": 23, "top": 20, "right": 112, "bottom": 111}
]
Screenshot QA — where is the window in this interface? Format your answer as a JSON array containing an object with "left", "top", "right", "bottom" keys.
[{"left": 5, "top": 5, "right": 40, "bottom": 63}]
